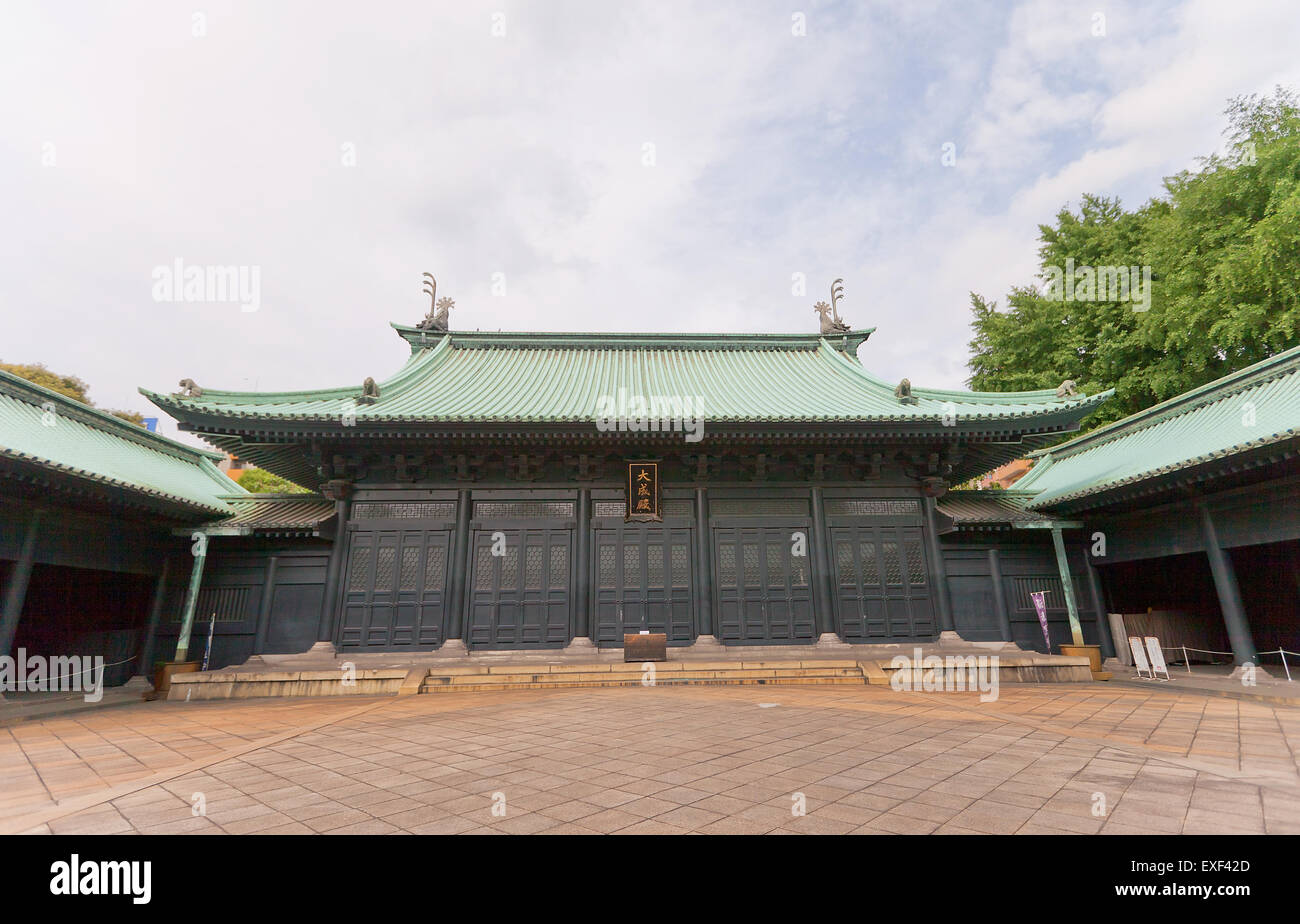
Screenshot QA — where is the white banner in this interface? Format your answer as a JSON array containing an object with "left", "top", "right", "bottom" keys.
[
  {"left": 1144, "top": 636, "right": 1170, "bottom": 681},
  {"left": 1129, "top": 636, "right": 1151, "bottom": 678}
]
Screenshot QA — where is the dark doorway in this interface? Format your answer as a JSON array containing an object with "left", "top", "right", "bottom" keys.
[
  {"left": 12, "top": 564, "right": 154, "bottom": 686},
  {"left": 831, "top": 524, "right": 935, "bottom": 642},
  {"left": 340, "top": 528, "right": 452, "bottom": 649},
  {"left": 593, "top": 524, "right": 694, "bottom": 645},
  {"left": 466, "top": 528, "right": 572, "bottom": 648},
  {"left": 712, "top": 525, "right": 815, "bottom": 644}
]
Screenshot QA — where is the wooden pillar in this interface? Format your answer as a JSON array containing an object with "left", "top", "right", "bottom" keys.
[
  {"left": 1050, "top": 526, "right": 1085, "bottom": 646},
  {"left": 922, "top": 497, "right": 957, "bottom": 635},
  {"left": 573, "top": 489, "right": 591, "bottom": 640},
  {"left": 316, "top": 483, "right": 352, "bottom": 643},
  {"left": 1084, "top": 551, "right": 1116, "bottom": 659},
  {"left": 0, "top": 508, "right": 42, "bottom": 659},
  {"left": 253, "top": 555, "right": 279, "bottom": 655},
  {"left": 1198, "top": 502, "right": 1259, "bottom": 666},
  {"left": 138, "top": 557, "right": 171, "bottom": 675},
  {"left": 174, "top": 531, "right": 209, "bottom": 662},
  {"left": 809, "top": 487, "right": 836, "bottom": 637},
  {"left": 445, "top": 488, "right": 472, "bottom": 643},
  {"left": 987, "top": 548, "right": 1013, "bottom": 643},
  {"left": 694, "top": 488, "right": 714, "bottom": 639}
]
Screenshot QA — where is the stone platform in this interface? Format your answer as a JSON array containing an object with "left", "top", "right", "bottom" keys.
[{"left": 163, "top": 642, "right": 1094, "bottom": 700}]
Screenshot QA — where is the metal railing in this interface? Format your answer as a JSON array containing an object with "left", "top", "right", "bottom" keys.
[{"left": 1160, "top": 645, "right": 1297, "bottom": 682}]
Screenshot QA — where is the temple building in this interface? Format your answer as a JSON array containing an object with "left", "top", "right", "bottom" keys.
[{"left": 3, "top": 288, "right": 1295, "bottom": 680}]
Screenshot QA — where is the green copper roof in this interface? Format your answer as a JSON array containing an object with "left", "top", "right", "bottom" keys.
[
  {"left": 211, "top": 494, "right": 336, "bottom": 534},
  {"left": 0, "top": 369, "right": 242, "bottom": 514},
  {"left": 935, "top": 490, "right": 1052, "bottom": 528},
  {"left": 143, "top": 329, "right": 1109, "bottom": 427},
  {"left": 1018, "top": 344, "right": 1300, "bottom": 511}
]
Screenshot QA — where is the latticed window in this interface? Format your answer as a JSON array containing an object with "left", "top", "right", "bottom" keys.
[
  {"left": 524, "top": 546, "right": 544, "bottom": 589},
  {"left": 718, "top": 545, "right": 737, "bottom": 586},
  {"left": 825, "top": 499, "right": 921, "bottom": 517},
  {"left": 348, "top": 547, "right": 371, "bottom": 591},
  {"left": 174, "top": 586, "right": 250, "bottom": 622},
  {"left": 905, "top": 540, "right": 926, "bottom": 586},
  {"left": 501, "top": 546, "right": 518, "bottom": 586},
  {"left": 647, "top": 545, "right": 665, "bottom": 587},
  {"left": 375, "top": 547, "right": 396, "bottom": 590},
  {"left": 474, "top": 547, "right": 494, "bottom": 590},
  {"left": 670, "top": 544, "right": 690, "bottom": 587},
  {"left": 1013, "top": 577, "right": 1065, "bottom": 610},
  {"left": 424, "top": 545, "right": 446, "bottom": 590},
  {"left": 766, "top": 544, "right": 784, "bottom": 587},
  {"left": 881, "top": 542, "right": 901, "bottom": 585},
  {"left": 399, "top": 546, "right": 421, "bottom": 590},
  {"left": 474, "top": 501, "right": 574, "bottom": 519},
  {"left": 859, "top": 542, "right": 879, "bottom": 585},
  {"left": 599, "top": 545, "right": 616, "bottom": 588},
  {"left": 836, "top": 542, "right": 855, "bottom": 586},
  {"left": 711, "top": 498, "right": 808, "bottom": 516},
  {"left": 550, "top": 545, "right": 568, "bottom": 588},
  {"left": 353, "top": 502, "right": 455, "bottom": 519}
]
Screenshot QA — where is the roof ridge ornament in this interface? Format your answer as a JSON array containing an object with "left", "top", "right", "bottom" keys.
[
  {"left": 895, "top": 378, "right": 918, "bottom": 405},
  {"left": 416, "top": 272, "right": 453, "bottom": 332},
  {"left": 814, "top": 278, "right": 851, "bottom": 335},
  {"left": 1056, "top": 379, "right": 1080, "bottom": 399}
]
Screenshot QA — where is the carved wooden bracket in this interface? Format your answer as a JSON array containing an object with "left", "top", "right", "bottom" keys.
[
  {"left": 565, "top": 453, "right": 606, "bottom": 481},
  {"left": 851, "top": 451, "right": 884, "bottom": 480},
  {"left": 508, "top": 453, "right": 546, "bottom": 481}
]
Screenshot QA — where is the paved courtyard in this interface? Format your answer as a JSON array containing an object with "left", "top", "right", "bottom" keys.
[{"left": 4, "top": 682, "right": 1299, "bottom": 835}]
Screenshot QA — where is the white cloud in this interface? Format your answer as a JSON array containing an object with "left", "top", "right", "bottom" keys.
[{"left": 0, "top": 0, "right": 1297, "bottom": 448}]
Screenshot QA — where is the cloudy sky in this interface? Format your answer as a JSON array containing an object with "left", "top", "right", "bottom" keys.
[{"left": 3, "top": 0, "right": 1299, "bottom": 445}]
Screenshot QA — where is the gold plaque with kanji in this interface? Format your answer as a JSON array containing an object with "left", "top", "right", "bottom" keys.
[{"left": 626, "top": 461, "right": 661, "bottom": 522}]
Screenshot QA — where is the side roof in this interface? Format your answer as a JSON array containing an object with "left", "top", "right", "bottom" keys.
[
  {"left": 1017, "top": 344, "right": 1300, "bottom": 511},
  {"left": 0, "top": 369, "right": 243, "bottom": 515}
]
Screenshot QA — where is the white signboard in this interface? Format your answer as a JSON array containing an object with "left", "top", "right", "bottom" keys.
[
  {"left": 1144, "top": 636, "right": 1170, "bottom": 681},
  {"left": 1129, "top": 636, "right": 1152, "bottom": 679}
]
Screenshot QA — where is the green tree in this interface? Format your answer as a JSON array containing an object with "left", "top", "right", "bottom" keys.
[
  {"left": 968, "top": 87, "right": 1300, "bottom": 429},
  {"left": 1, "top": 361, "right": 149, "bottom": 428},
  {"left": 236, "top": 467, "right": 311, "bottom": 494},
  {"left": 0, "top": 361, "right": 91, "bottom": 402}
]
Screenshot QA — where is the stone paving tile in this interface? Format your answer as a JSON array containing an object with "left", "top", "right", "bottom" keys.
[{"left": 6, "top": 684, "right": 1300, "bottom": 835}]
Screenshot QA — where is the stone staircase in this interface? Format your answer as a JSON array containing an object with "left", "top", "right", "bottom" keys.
[{"left": 418, "top": 659, "right": 868, "bottom": 693}]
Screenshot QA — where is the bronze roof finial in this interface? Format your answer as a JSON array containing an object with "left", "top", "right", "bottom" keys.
[
  {"left": 417, "top": 272, "right": 451, "bottom": 331},
  {"left": 815, "top": 278, "right": 851, "bottom": 335}
]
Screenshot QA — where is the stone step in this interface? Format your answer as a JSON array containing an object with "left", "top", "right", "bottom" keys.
[
  {"left": 420, "top": 675, "right": 867, "bottom": 693},
  {"left": 418, "top": 664, "right": 867, "bottom": 693}
]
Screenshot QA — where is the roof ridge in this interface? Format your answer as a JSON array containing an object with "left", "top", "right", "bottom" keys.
[
  {"left": 1027, "top": 343, "right": 1300, "bottom": 461},
  {"left": 391, "top": 325, "right": 877, "bottom": 352},
  {"left": 818, "top": 340, "right": 1114, "bottom": 409},
  {"left": 0, "top": 368, "right": 226, "bottom": 463}
]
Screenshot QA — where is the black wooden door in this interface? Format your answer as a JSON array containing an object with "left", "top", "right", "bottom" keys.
[
  {"left": 831, "top": 524, "right": 935, "bottom": 641},
  {"left": 340, "top": 528, "right": 451, "bottom": 649},
  {"left": 466, "top": 528, "right": 572, "bottom": 648},
  {"left": 593, "top": 525, "right": 694, "bottom": 645},
  {"left": 712, "top": 525, "right": 815, "bottom": 643}
]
